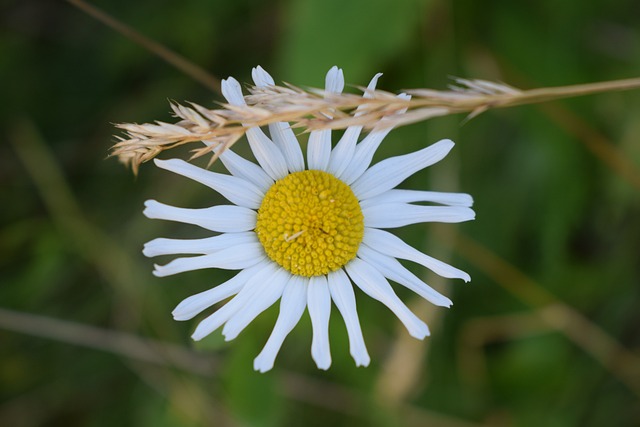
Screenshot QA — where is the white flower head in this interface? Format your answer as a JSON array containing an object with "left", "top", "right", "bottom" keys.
[{"left": 143, "top": 66, "right": 475, "bottom": 372}]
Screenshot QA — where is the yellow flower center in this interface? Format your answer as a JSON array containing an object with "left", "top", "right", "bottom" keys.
[{"left": 255, "top": 170, "right": 364, "bottom": 277}]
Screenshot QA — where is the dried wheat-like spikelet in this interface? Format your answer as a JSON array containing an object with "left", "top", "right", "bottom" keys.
[{"left": 111, "top": 76, "right": 640, "bottom": 173}]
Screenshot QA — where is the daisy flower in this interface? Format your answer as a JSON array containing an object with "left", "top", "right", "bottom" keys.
[{"left": 143, "top": 66, "right": 475, "bottom": 372}]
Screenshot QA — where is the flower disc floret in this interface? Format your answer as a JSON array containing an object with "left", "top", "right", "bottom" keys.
[{"left": 255, "top": 170, "right": 364, "bottom": 277}]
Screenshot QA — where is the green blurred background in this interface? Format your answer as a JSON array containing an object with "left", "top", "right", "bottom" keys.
[{"left": 2, "top": 0, "right": 640, "bottom": 426}]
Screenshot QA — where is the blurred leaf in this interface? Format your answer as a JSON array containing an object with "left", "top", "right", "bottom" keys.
[
  {"left": 193, "top": 329, "right": 228, "bottom": 351},
  {"left": 278, "top": 0, "right": 429, "bottom": 84},
  {"left": 222, "top": 337, "right": 284, "bottom": 427}
]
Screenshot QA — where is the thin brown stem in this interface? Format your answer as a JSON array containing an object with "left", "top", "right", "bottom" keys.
[
  {"left": 539, "top": 102, "right": 640, "bottom": 190},
  {"left": 437, "top": 228, "right": 640, "bottom": 398},
  {"left": 0, "top": 307, "right": 486, "bottom": 427},
  {"left": 65, "top": 0, "right": 221, "bottom": 94},
  {"left": 0, "top": 307, "right": 217, "bottom": 375}
]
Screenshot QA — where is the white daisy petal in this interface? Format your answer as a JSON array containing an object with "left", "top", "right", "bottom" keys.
[
  {"left": 359, "top": 189, "right": 474, "bottom": 210},
  {"left": 307, "top": 275, "right": 332, "bottom": 369},
  {"left": 252, "top": 66, "right": 305, "bottom": 173},
  {"left": 216, "top": 147, "right": 274, "bottom": 193},
  {"left": 253, "top": 275, "right": 308, "bottom": 372},
  {"left": 307, "top": 130, "right": 332, "bottom": 172},
  {"left": 154, "top": 158, "right": 264, "bottom": 209},
  {"left": 143, "top": 232, "right": 257, "bottom": 257},
  {"left": 307, "top": 67, "right": 345, "bottom": 171},
  {"left": 221, "top": 77, "right": 289, "bottom": 179},
  {"left": 327, "top": 73, "right": 382, "bottom": 177},
  {"left": 357, "top": 244, "right": 452, "bottom": 307},
  {"left": 191, "top": 260, "right": 275, "bottom": 340},
  {"left": 324, "top": 65, "right": 345, "bottom": 94},
  {"left": 268, "top": 122, "right": 305, "bottom": 173},
  {"left": 338, "top": 93, "right": 411, "bottom": 184},
  {"left": 220, "top": 77, "right": 247, "bottom": 105},
  {"left": 345, "top": 258, "right": 430, "bottom": 339},
  {"left": 307, "top": 130, "right": 332, "bottom": 171},
  {"left": 363, "top": 228, "right": 471, "bottom": 282},
  {"left": 143, "top": 200, "right": 256, "bottom": 232},
  {"left": 245, "top": 128, "right": 290, "bottom": 180},
  {"left": 325, "top": 126, "right": 360, "bottom": 176},
  {"left": 352, "top": 139, "right": 455, "bottom": 200},
  {"left": 327, "top": 269, "right": 370, "bottom": 367},
  {"left": 172, "top": 262, "right": 264, "bottom": 321},
  {"left": 338, "top": 127, "right": 394, "bottom": 184},
  {"left": 152, "top": 243, "right": 265, "bottom": 277},
  {"left": 363, "top": 73, "right": 383, "bottom": 97},
  {"left": 222, "top": 267, "right": 291, "bottom": 341},
  {"left": 251, "top": 65, "right": 275, "bottom": 86},
  {"left": 362, "top": 203, "right": 475, "bottom": 228}
]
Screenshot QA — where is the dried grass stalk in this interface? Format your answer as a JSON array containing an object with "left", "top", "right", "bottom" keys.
[{"left": 111, "top": 76, "right": 640, "bottom": 173}]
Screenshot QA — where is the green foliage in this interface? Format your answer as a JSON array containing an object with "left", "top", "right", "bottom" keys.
[
  {"left": 278, "top": 0, "right": 428, "bottom": 84},
  {"left": 1, "top": 0, "right": 639, "bottom": 426}
]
